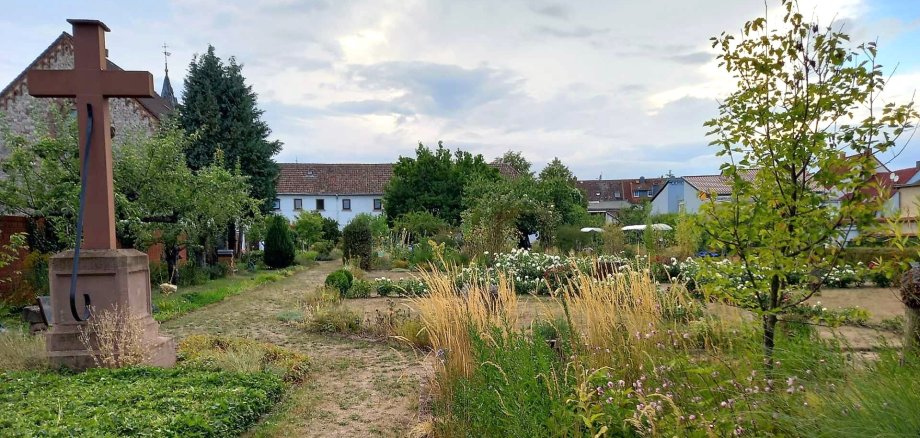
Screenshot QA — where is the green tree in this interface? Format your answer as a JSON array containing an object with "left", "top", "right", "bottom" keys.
[
  {"left": 492, "top": 150, "right": 532, "bottom": 177},
  {"left": 674, "top": 213, "right": 702, "bottom": 258},
  {"left": 0, "top": 108, "right": 79, "bottom": 251},
  {"left": 384, "top": 142, "right": 499, "bottom": 225},
  {"left": 292, "top": 211, "right": 324, "bottom": 249},
  {"left": 117, "top": 125, "right": 260, "bottom": 281},
  {"left": 393, "top": 211, "right": 449, "bottom": 244},
  {"left": 264, "top": 215, "right": 295, "bottom": 269},
  {"left": 342, "top": 215, "right": 373, "bottom": 270},
  {"left": 538, "top": 157, "right": 576, "bottom": 182},
  {"left": 464, "top": 174, "right": 559, "bottom": 248},
  {"left": 617, "top": 202, "right": 650, "bottom": 226},
  {"left": 701, "top": 0, "right": 918, "bottom": 364},
  {"left": 537, "top": 159, "right": 591, "bottom": 226},
  {"left": 180, "top": 45, "right": 282, "bottom": 212},
  {"left": 320, "top": 217, "right": 341, "bottom": 243}
]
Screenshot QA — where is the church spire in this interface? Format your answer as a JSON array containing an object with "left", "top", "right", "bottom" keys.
[{"left": 160, "top": 43, "right": 178, "bottom": 109}]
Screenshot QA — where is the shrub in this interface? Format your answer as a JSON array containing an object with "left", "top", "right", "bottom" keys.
[
  {"left": 372, "top": 253, "right": 393, "bottom": 270},
  {"left": 346, "top": 280, "right": 372, "bottom": 299},
  {"left": 178, "top": 334, "right": 309, "bottom": 382},
  {"left": 241, "top": 250, "right": 264, "bottom": 272},
  {"left": 176, "top": 262, "right": 209, "bottom": 286},
  {"left": 311, "top": 241, "right": 334, "bottom": 261},
  {"left": 19, "top": 251, "right": 49, "bottom": 305},
  {"left": 276, "top": 310, "right": 305, "bottom": 324},
  {"left": 396, "top": 278, "right": 429, "bottom": 297},
  {"left": 392, "top": 259, "right": 410, "bottom": 270},
  {"left": 393, "top": 211, "right": 448, "bottom": 243},
  {"left": 374, "top": 278, "right": 398, "bottom": 297},
  {"left": 324, "top": 269, "right": 354, "bottom": 294},
  {"left": 304, "top": 286, "right": 342, "bottom": 308},
  {"left": 149, "top": 261, "right": 170, "bottom": 287},
  {"left": 264, "top": 215, "right": 295, "bottom": 269},
  {"left": 555, "top": 225, "right": 598, "bottom": 253},
  {"left": 0, "top": 367, "right": 284, "bottom": 437},
  {"left": 364, "top": 300, "right": 431, "bottom": 349},
  {"left": 343, "top": 216, "right": 373, "bottom": 270},
  {"left": 295, "top": 250, "right": 318, "bottom": 266},
  {"left": 308, "top": 304, "right": 361, "bottom": 333},
  {"left": 208, "top": 261, "right": 231, "bottom": 279}
]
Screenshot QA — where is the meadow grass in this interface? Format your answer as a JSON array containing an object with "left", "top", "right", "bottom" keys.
[{"left": 414, "top": 262, "right": 919, "bottom": 437}]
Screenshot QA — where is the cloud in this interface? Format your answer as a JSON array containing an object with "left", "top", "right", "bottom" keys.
[
  {"left": 340, "top": 62, "right": 523, "bottom": 116},
  {"left": 666, "top": 51, "right": 713, "bottom": 65},
  {"left": 529, "top": 3, "right": 569, "bottom": 20},
  {"left": 11, "top": 0, "right": 917, "bottom": 178},
  {"left": 535, "top": 25, "right": 609, "bottom": 39}
]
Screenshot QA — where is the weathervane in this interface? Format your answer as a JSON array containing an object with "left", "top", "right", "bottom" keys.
[{"left": 162, "top": 43, "right": 171, "bottom": 75}]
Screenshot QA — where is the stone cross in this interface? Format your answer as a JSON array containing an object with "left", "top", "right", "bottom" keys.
[{"left": 27, "top": 19, "right": 154, "bottom": 249}]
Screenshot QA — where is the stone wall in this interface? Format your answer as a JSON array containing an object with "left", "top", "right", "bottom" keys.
[{"left": 0, "top": 36, "right": 159, "bottom": 160}]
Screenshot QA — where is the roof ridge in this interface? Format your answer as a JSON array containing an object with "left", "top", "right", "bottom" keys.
[
  {"left": 1, "top": 31, "right": 174, "bottom": 119},
  {"left": 0, "top": 32, "right": 70, "bottom": 104}
]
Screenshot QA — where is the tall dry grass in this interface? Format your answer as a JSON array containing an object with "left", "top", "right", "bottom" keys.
[
  {"left": 414, "top": 267, "right": 518, "bottom": 380},
  {"left": 414, "top": 261, "right": 694, "bottom": 385},
  {"left": 0, "top": 329, "right": 48, "bottom": 371},
  {"left": 79, "top": 304, "right": 149, "bottom": 368},
  {"left": 558, "top": 267, "right": 692, "bottom": 378}
]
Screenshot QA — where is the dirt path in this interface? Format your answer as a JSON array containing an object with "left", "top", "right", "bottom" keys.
[{"left": 161, "top": 262, "right": 429, "bottom": 437}]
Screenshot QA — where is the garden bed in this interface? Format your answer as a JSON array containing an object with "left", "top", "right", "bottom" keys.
[{"left": 0, "top": 367, "right": 284, "bottom": 437}]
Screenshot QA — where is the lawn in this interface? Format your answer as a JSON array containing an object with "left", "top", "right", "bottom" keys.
[{"left": 153, "top": 266, "right": 300, "bottom": 321}]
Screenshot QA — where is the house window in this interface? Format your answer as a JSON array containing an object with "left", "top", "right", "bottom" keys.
[
  {"left": 342, "top": 199, "right": 351, "bottom": 210},
  {"left": 316, "top": 199, "right": 325, "bottom": 211},
  {"left": 293, "top": 199, "right": 303, "bottom": 210},
  {"left": 373, "top": 199, "right": 382, "bottom": 210},
  {"left": 272, "top": 198, "right": 280, "bottom": 210},
  {"left": 633, "top": 189, "right": 650, "bottom": 197},
  {"left": 614, "top": 191, "right": 622, "bottom": 199}
]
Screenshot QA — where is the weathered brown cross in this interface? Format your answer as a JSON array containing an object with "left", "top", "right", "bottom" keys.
[{"left": 27, "top": 19, "right": 154, "bottom": 250}]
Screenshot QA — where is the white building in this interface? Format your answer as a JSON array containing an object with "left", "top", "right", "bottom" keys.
[
  {"left": 650, "top": 170, "right": 757, "bottom": 215},
  {"left": 274, "top": 163, "right": 391, "bottom": 227}
]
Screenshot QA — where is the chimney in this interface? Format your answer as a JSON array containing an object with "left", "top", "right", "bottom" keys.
[{"left": 916, "top": 160, "right": 920, "bottom": 170}]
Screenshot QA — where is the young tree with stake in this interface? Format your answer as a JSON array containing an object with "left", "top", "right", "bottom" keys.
[{"left": 700, "top": 0, "right": 917, "bottom": 366}]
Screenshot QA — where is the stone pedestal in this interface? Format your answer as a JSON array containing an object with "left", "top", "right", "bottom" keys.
[{"left": 46, "top": 249, "right": 175, "bottom": 369}]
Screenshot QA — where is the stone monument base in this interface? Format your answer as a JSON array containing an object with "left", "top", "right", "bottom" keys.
[{"left": 46, "top": 249, "right": 175, "bottom": 369}]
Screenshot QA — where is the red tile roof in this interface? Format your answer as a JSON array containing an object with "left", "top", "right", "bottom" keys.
[
  {"left": 277, "top": 163, "right": 394, "bottom": 195},
  {"left": 848, "top": 166, "right": 919, "bottom": 201},
  {"left": 277, "top": 162, "right": 518, "bottom": 195},
  {"left": 576, "top": 177, "right": 666, "bottom": 204}
]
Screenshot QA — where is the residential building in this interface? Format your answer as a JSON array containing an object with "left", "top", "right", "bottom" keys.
[
  {"left": 576, "top": 177, "right": 666, "bottom": 222},
  {"left": 275, "top": 163, "right": 391, "bottom": 227},
  {"left": 275, "top": 162, "right": 519, "bottom": 228},
  {"left": 650, "top": 170, "right": 758, "bottom": 215},
  {"left": 893, "top": 165, "right": 920, "bottom": 236}
]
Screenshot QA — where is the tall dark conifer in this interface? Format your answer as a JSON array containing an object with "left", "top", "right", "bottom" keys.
[{"left": 180, "top": 45, "right": 282, "bottom": 212}]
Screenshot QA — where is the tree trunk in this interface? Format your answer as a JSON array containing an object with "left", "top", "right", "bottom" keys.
[
  {"left": 906, "top": 308, "right": 920, "bottom": 354},
  {"left": 899, "top": 264, "right": 920, "bottom": 357},
  {"left": 763, "top": 313, "right": 778, "bottom": 369},
  {"left": 164, "top": 245, "right": 180, "bottom": 285}
]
